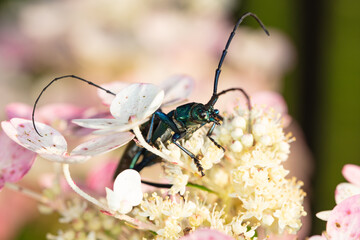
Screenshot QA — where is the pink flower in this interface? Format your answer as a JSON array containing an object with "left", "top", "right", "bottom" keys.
[
  {"left": 179, "top": 228, "right": 234, "bottom": 240},
  {"left": 335, "top": 164, "right": 360, "bottom": 204},
  {"left": 6, "top": 102, "right": 86, "bottom": 124},
  {"left": 1, "top": 118, "right": 134, "bottom": 163},
  {"left": 326, "top": 194, "right": 360, "bottom": 239},
  {"left": 0, "top": 130, "right": 36, "bottom": 189}
]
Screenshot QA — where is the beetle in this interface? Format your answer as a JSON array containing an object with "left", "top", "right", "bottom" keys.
[
  {"left": 32, "top": 12, "right": 269, "bottom": 179},
  {"left": 113, "top": 12, "right": 269, "bottom": 177}
]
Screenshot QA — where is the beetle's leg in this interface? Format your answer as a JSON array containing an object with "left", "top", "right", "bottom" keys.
[
  {"left": 206, "top": 123, "right": 225, "bottom": 152},
  {"left": 150, "top": 111, "right": 205, "bottom": 176},
  {"left": 146, "top": 111, "right": 160, "bottom": 143},
  {"left": 154, "top": 111, "right": 181, "bottom": 133},
  {"left": 172, "top": 133, "right": 205, "bottom": 176},
  {"left": 134, "top": 153, "right": 158, "bottom": 172},
  {"left": 141, "top": 180, "right": 172, "bottom": 188},
  {"left": 129, "top": 148, "right": 145, "bottom": 169}
]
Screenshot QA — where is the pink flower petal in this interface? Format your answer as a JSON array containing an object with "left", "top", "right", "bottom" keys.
[
  {"left": 160, "top": 75, "right": 194, "bottom": 107},
  {"left": 70, "top": 132, "right": 134, "bottom": 157},
  {"left": 0, "top": 131, "right": 36, "bottom": 189},
  {"left": 37, "top": 103, "right": 86, "bottom": 124},
  {"left": 342, "top": 164, "right": 360, "bottom": 186},
  {"left": 335, "top": 183, "right": 360, "bottom": 204},
  {"left": 326, "top": 194, "right": 360, "bottom": 239},
  {"left": 6, "top": 103, "right": 86, "bottom": 125},
  {"left": 5, "top": 103, "right": 32, "bottom": 120},
  {"left": 1, "top": 118, "right": 68, "bottom": 160},
  {"left": 72, "top": 118, "right": 136, "bottom": 133},
  {"left": 180, "top": 229, "right": 234, "bottom": 240}
]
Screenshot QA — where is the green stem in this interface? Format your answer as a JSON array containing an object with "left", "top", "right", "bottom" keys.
[{"left": 187, "top": 182, "right": 218, "bottom": 195}]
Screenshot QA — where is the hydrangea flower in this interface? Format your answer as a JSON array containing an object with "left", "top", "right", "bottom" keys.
[
  {"left": 73, "top": 83, "right": 164, "bottom": 134},
  {"left": 97, "top": 75, "right": 193, "bottom": 107},
  {"left": 0, "top": 130, "right": 36, "bottom": 189},
  {"left": 106, "top": 169, "right": 143, "bottom": 214},
  {"left": 1, "top": 118, "right": 134, "bottom": 163},
  {"left": 317, "top": 164, "right": 360, "bottom": 222},
  {"left": 310, "top": 194, "right": 360, "bottom": 240}
]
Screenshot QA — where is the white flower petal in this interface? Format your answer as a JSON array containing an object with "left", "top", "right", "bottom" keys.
[
  {"left": 106, "top": 169, "right": 143, "bottom": 214},
  {"left": 105, "top": 187, "right": 121, "bottom": 211},
  {"left": 316, "top": 210, "right": 332, "bottom": 221},
  {"left": 110, "top": 83, "right": 164, "bottom": 123},
  {"left": 72, "top": 118, "right": 127, "bottom": 130},
  {"left": 114, "top": 169, "right": 143, "bottom": 204},
  {"left": 71, "top": 132, "right": 134, "bottom": 157},
  {"left": 2, "top": 118, "right": 67, "bottom": 157},
  {"left": 97, "top": 81, "right": 130, "bottom": 105}
]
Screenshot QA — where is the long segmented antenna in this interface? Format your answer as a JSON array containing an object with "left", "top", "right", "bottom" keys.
[
  {"left": 32, "top": 75, "right": 116, "bottom": 137},
  {"left": 213, "top": 12, "right": 269, "bottom": 95},
  {"left": 217, "top": 87, "right": 252, "bottom": 132}
]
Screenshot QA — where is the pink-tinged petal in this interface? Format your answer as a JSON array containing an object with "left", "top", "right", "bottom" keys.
[
  {"left": 70, "top": 132, "right": 134, "bottom": 157},
  {"left": 335, "top": 183, "right": 360, "bottom": 204},
  {"left": 72, "top": 118, "right": 138, "bottom": 133},
  {"left": 97, "top": 81, "right": 130, "bottom": 105},
  {"left": 326, "top": 194, "right": 360, "bottom": 239},
  {"left": 160, "top": 75, "right": 194, "bottom": 107},
  {"left": 5, "top": 103, "right": 32, "bottom": 120},
  {"left": 1, "top": 118, "right": 67, "bottom": 159},
  {"left": 179, "top": 228, "right": 235, "bottom": 240},
  {"left": 37, "top": 104, "right": 86, "bottom": 124},
  {"left": 342, "top": 164, "right": 360, "bottom": 186},
  {"left": 110, "top": 83, "right": 164, "bottom": 123},
  {"left": 86, "top": 161, "right": 117, "bottom": 195},
  {"left": 0, "top": 131, "right": 36, "bottom": 189}
]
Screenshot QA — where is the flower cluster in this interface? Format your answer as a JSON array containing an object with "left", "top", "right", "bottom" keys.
[{"left": 0, "top": 76, "right": 306, "bottom": 239}]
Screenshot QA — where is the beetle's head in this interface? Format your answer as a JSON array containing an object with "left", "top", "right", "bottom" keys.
[{"left": 191, "top": 103, "right": 223, "bottom": 125}]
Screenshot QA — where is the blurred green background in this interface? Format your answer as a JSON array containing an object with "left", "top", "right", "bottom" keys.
[{"left": 0, "top": 0, "right": 359, "bottom": 238}]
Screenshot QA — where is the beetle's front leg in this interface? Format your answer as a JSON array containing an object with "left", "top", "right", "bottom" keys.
[
  {"left": 172, "top": 133, "right": 205, "bottom": 176},
  {"left": 206, "top": 123, "right": 225, "bottom": 152}
]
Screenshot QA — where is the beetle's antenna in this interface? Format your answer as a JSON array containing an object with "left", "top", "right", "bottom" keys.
[
  {"left": 217, "top": 87, "right": 251, "bottom": 111},
  {"left": 207, "top": 12, "right": 269, "bottom": 107},
  {"left": 32, "top": 75, "right": 116, "bottom": 137},
  {"left": 217, "top": 87, "right": 253, "bottom": 133}
]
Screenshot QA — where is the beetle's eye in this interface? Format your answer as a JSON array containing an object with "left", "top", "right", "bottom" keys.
[
  {"left": 214, "top": 109, "right": 219, "bottom": 115},
  {"left": 200, "top": 112, "right": 207, "bottom": 119}
]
